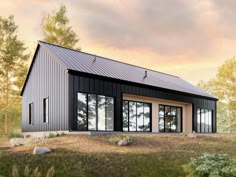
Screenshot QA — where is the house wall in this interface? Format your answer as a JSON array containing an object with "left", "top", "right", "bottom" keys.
[
  {"left": 123, "top": 93, "right": 192, "bottom": 132},
  {"left": 22, "top": 46, "right": 69, "bottom": 132},
  {"left": 69, "top": 72, "right": 217, "bottom": 132}
]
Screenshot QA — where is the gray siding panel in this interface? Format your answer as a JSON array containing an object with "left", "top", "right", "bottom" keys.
[{"left": 22, "top": 47, "right": 69, "bottom": 132}]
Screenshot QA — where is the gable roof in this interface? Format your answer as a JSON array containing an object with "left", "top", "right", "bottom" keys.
[{"left": 21, "top": 41, "right": 217, "bottom": 100}]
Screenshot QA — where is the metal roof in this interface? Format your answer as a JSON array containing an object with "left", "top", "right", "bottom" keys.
[{"left": 24, "top": 41, "right": 216, "bottom": 99}]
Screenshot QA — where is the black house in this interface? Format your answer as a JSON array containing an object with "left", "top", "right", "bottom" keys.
[{"left": 21, "top": 41, "right": 217, "bottom": 133}]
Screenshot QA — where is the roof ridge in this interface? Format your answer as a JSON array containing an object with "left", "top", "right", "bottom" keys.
[{"left": 38, "top": 40, "right": 179, "bottom": 78}]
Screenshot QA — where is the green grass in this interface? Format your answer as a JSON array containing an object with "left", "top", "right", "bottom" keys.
[{"left": 0, "top": 134, "right": 236, "bottom": 177}]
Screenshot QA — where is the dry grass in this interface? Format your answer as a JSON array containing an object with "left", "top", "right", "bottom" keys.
[{"left": 0, "top": 134, "right": 236, "bottom": 177}]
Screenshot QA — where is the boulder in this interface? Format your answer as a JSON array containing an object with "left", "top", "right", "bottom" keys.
[
  {"left": 33, "top": 147, "right": 51, "bottom": 155},
  {"left": 118, "top": 139, "right": 129, "bottom": 146},
  {"left": 10, "top": 138, "right": 25, "bottom": 147}
]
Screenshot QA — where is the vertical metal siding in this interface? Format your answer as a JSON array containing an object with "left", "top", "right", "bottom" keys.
[
  {"left": 69, "top": 74, "right": 217, "bottom": 132},
  {"left": 22, "top": 47, "right": 69, "bottom": 132}
]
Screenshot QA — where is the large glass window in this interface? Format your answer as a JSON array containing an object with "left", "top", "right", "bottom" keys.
[
  {"left": 122, "top": 100, "right": 151, "bottom": 132},
  {"left": 197, "top": 108, "right": 212, "bottom": 133},
  {"left": 77, "top": 92, "right": 114, "bottom": 131},
  {"left": 159, "top": 104, "right": 182, "bottom": 133}
]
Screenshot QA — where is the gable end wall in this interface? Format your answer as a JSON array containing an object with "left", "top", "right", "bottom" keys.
[{"left": 22, "top": 46, "right": 69, "bottom": 132}]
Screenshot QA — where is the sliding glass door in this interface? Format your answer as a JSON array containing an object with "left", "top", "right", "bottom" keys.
[{"left": 77, "top": 92, "right": 114, "bottom": 131}]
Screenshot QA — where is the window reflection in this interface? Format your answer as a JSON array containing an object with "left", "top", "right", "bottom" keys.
[
  {"left": 123, "top": 100, "right": 151, "bottom": 132},
  {"left": 77, "top": 92, "right": 114, "bottom": 131},
  {"left": 77, "top": 93, "right": 87, "bottom": 131},
  {"left": 197, "top": 108, "right": 213, "bottom": 133},
  {"left": 159, "top": 105, "right": 182, "bottom": 133}
]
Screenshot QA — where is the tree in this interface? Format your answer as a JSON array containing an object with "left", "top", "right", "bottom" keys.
[
  {"left": 0, "top": 15, "right": 29, "bottom": 134},
  {"left": 197, "top": 57, "right": 236, "bottom": 133},
  {"left": 41, "top": 4, "right": 80, "bottom": 50}
]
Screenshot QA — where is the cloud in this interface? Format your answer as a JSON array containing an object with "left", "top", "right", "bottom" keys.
[{"left": 68, "top": 0, "right": 214, "bottom": 58}]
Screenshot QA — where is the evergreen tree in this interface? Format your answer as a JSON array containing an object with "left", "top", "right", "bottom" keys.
[
  {"left": 41, "top": 4, "right": 80, "bottom": 50},
  {"left": 0, "top": 15, "right": 29, "bottom": 134}
]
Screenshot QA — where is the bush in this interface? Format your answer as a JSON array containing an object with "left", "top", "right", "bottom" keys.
[
  {"left": 184, "top": 153, "right": 236, "bottom": 177},
  {"left": 48, "top": 132, "right": 66, "bottom": 138},
  {"left": 8, "top": 132, "right": 24, "bottom": 139},
  {"left": 108, "top": 136, "right": 133, "bottom": 144}
]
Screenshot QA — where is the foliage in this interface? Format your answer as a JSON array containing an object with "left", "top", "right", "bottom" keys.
[
  {"left": 41, "top": 4, "right": 80, "bottom": 49},
  {"left": 0, "top": 134, "right": 236, "bottom": 177},
  {"left": 48, "top": 132, "right": 65, "bottom": 138},
  {"left": 108, "top": 135, "right": 133, "bottom": 144},
  {"left": 180, "top": 132, "right": 188, "bottom": 136},
  {"left": 7, "top": 165, "right": 55, "bottom": 177},
  {"left": 8, "top": 132, "right": 24, "bottom": 139},
  {"left": 184, "top": 153, "right": 236, "bottom": 177},
  {"left": 0, "top": 15, "right": 29, "bottom": 135},
  {"left": 197, "top": 57, "right": 236, "bottom": 132}
]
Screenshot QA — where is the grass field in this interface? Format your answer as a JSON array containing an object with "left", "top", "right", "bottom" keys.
[{"left": 0, "top": 134, "right": 236, "bottom": 177}]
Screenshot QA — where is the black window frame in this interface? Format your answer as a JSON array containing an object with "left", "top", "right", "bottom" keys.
[
  {"left": 29, "top": 102, "right": 33, "bottom": 125},
  {"left": 122, "top": 100, "right": 152, "bottom": 132},
  {"left": 43, "top": 97, "right": 49, "bottom": 123},
  {"left": 197, "top": 108, "right": 213, "bottom": 133},
  {"left": 77, "top": 92, "right": 115, "bottom": 131},
  {"left": 159, "top": 104, "right": 182, "bottom": 133}
]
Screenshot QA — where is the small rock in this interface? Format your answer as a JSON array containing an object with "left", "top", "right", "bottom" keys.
[
  {"left": 188, "top": 133, "right": 197, "bottom": 138},
  {"left": 33, "top": 147, "right": 51, "bottom": 155},
  {"left": 118, "top": 139, "right": 129, "bottom": 146},
  {"left": 10, "top": 138, "right": 25, "bottom": 147}
]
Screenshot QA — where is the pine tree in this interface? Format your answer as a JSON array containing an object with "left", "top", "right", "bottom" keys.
[
  {"left": 0, "top": 15, "right": 29, "bottom": 134},
  {"left": 41, "top": 4, "right": 80, "bottom": 50}
]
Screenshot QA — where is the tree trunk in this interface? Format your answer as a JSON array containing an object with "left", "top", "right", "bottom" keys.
[{"left": 4, "top": 112, "right": 8, "bottom": 134}]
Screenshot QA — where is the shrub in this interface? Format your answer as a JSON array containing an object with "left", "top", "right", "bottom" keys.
[
  {"left": 48, "top": 132, "right": 65, "bottom": 138},
  {"left": 8, "top": 132, "right": 24, "bottom": 139},
  {"left": 48, "top": 133, "right": 57, "bottom": 138},
  {"left": 184, "top": 153, "right": 236, "bottom": 177},
  {"left": 180, "top": 132, "right": 188, "bottom": 136},
  {"left": 108, "top": 136, "right": 133, "bottom": 144}
]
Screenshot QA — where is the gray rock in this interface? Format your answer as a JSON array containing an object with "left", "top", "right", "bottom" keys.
[
  {"left": 10, "top": 138, "right": 25, "bottom": 147},
  {"left": 118, "top": 139, "right": 129, "bottom": 146},
  {"left": 33, "top": 147, "right": 51, "bottom": 155}
]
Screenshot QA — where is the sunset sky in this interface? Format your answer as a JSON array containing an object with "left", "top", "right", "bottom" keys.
[{"left": 1, "top": 0, "right": 236, "bottom": 84}]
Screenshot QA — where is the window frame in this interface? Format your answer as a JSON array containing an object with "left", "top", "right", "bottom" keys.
[
  {"left": 77, "top": 92, "right": 115, "bottom": 131},
  {"left": 122, "top": 100, "right": 152, "bottom": 132},
  {"left": 159, "top": 104, "right": 183, "bottom": 133},
  {"left": 29, "top": 102, "right": 33, "bottom": 125},
  {"left": 43, "top": 97, "right": 49, "bottom": 123},
  {"left": 197, "top": 108, "right": 213, "bottom": 133}
]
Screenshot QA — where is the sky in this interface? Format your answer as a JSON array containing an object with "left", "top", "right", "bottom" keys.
[{"left": 1, "top": 0, "right": 236, "bottom": 85}]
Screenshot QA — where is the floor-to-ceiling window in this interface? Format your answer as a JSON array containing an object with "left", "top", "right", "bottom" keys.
[
  {"left": 77, "top": 92, "right": 114, "bottom": 131},
  {"left": 159, "top": 104, "right": 182, "bottom": 132},
  {"left": 197, "top": 108, "right": 212, "bottom": 133},
  {"left": 123, "top": 100, "right": 151, "bottom": 132}
]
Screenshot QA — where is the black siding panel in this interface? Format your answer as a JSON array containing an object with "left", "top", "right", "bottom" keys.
[{"left": 69, "top": 73, "right": 217, "bottom": 132}]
